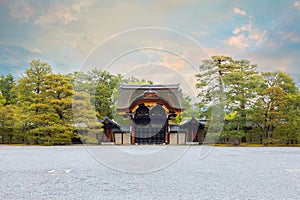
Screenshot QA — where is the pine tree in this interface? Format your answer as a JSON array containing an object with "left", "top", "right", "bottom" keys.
[
  {"left": 251, "top": 72, "right": 300, "bottom": 145},
  {"left": 72, "top": 91, "right": 101, "bottom": 144},
  {"left": 0, "top": 74, "right": 16, "bottom": 105},
  {"left": 15, "top": 60, "right": 74, "bottom": 145}
]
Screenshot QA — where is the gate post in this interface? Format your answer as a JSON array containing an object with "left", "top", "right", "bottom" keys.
[{"left": 131, "top": 124, "right": 135, "bottom": 144}]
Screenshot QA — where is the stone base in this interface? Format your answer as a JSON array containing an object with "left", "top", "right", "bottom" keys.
[
  {"left": 101, "top": 142, "right": 115, "bottom": 145},
  {"left": 185, "top": 142, "right": 199, "bottom": 145}
]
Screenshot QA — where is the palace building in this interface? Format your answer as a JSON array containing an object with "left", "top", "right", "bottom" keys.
[{"left": 101, "top": 84, "right": 206, "bottom": 145}]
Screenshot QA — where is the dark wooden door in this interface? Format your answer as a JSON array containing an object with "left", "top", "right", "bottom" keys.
[{"left": 134, "top": 104, "right": 167, "bottom": 144}]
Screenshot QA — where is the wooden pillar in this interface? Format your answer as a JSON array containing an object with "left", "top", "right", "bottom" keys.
[
  {"left": 165, "top": 119, "right": 168, "bottom": 144},
  {"left": 131, "top": 124, "right": 135, "bottom": 144},
  {"left": 103, "top": 126, "right": 108, "bottom": 142},
  {"left": 109, "top": 129, "right": 113, "bottom": 142},
  {"left": 191, "top": 129, "right": 194, "bottom": 142}
]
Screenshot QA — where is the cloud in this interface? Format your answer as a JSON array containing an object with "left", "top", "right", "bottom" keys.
[
  {"left": 8, "top": 0, "right": 35, "bottom": 21},
  {"left": 249, "top": 29, "right": 268, "bottom": 46},
  {"left": 280, "top": 32, "right": 300, "bottom": 43},
  {"left": 35, "top": 0, "right": 93, "bottom": 25},
  {"left": 6, "top": 0, "right": 94, "bottom": 25},
  {"left": 70, "top": 35, "right": 98, "bottom": 56},
  {"left": 228, "top": 27, "right": 268, "bottom": 49},
  {"left": 0, "top": 44, "right": 42, "bottom": 76},
  {"left": 294, "top": 1, "right": 300, "bottom": 9},
  {"left": 232, "top": 24, "right": 251, "bottom": 34},
  {"left": 234, "top": 7, "right": 247, "bottom": 16},
  {"left": 228, "top": 34, "right": 248, "bottom": 49},
  {"left": 228, "top": 9, "right": 269, "bottom": 49},
  {"left": 0, "top": 45, "right": 32, "bottom": 64},
  {"left": 158, "top": 54, "right": 188, "bottom": 70},
  {"left": 35, "top": 4, "right": 78, "bottom": 25},
  {"left": 33, "top": 48, "right": 42, "bottom": 54}
]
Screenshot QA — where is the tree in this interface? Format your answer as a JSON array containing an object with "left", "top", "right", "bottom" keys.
[
  {"left": 44, "top": 74, "right": 73, "bottom": 123},
  {"left": 0, "top": 93, "right": 5, "bottom": 106},
  {"left": 90, "top": 69, "right": 122, "bottom": 119},
  {"left": 196, "top": 56, "right": 229, "bottom": 107},
  {"left": 222, "top": 58, "right": 264, "bottom": 144},
  {"left": 250, "top": 71, "right": 300, "bottom": 145},
  {"left": 72, "top": 69, "right": 122, "bottom": 120},
  {"left": 172, "top": 95, "right": 199, "bottom": 124},
  {"left": 42, "top": 74, "right": 75, "bottom": 145},
  {"left": 15, "top": 60, "right": 75, "bottom": 145},
  {"left": 196, "top": 56, "right": 228, "bottom": 143},
  {"left": 72, "top": 91, "right": 101, "bottom": 144},
  {"left": 0, "top": 105, "right": 21, "bottom": 144},
  {"left": 281, "top": 91, "right": 300, "bottom": 144},
  {"left": 0, "top": 74, "right": 16, "bottom": 105},
  {"left": 15, "top": 60, "right": 53, "bottom": 144}
]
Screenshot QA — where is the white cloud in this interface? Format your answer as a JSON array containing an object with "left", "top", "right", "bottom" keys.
[
  {"left": 249, "top": 29, "right": 268, "bottom": 46},
  {"left": 294, "top": 1, "right": 300, "bottom": 9},
  {"left": 232, "top": 24, "right": 251, "bottom": 35},
  {"left": 33, "top": 48, "right": 42, "bottom": 54},
  {"left": 9, "top": 0, "right": 35, "bottom": 21},
  {"left": 159, "top": 54, "right": 188, "bottom": 70},
  {"left": 70, "top": 35, "right": 98, "bottom": 56},
  {"left": 35, "top": 0, "right": 93, "bottom": 25},
  {"left": 232, "top": 28, "right": 240, "bottom": 35},
  {"left": 280, "top": 32, "right": 300, "bottom": 43},
  {"left": 234, "top": 7, "right": 247, "bottom": 16},
  {"left": 72, "top": 0, "right": 93, "bottom": 12},
  {"left": 229, "top": 11, "right": 269, "bottom": 49},
  {"left": 35, "top": 4, "right": 77, "bottom": 25},
  {"left": 229, "top": 26, "right": 268, "bottom": 49},
  {"left": 228, "top": 34, "right": 248, "bottom": 49}
]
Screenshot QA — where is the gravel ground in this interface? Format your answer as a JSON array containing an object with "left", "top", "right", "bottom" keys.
[{"left": 0, "top": 145, "right": 299, "bottom": 200}]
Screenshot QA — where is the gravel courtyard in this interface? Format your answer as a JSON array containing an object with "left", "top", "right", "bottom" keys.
[{"left": 0, "top": 145, "right": 299, "bottom": 200}]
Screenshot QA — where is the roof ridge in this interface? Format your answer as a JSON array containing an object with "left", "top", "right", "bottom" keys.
[{"left": 120, "top": 83, "right": 180, "bottom": 89}]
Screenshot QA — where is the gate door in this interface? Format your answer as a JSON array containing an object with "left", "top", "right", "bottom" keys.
[{"left": 134, "top": 104, "right": 167, "bottom": 144}]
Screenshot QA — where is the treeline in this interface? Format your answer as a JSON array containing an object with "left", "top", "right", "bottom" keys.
[
  {"left": 197, "top": 56, "right": 300, "bottom": 145},
  {"left": 0, "top": 57, "right": 299, "bottom": 145},
  {"left": 0, "top": 60, "right": 133, "bottom": 145}
]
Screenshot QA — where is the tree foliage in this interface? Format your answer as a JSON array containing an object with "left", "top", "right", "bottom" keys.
[
  {"left": 72, "top": 91, "right": 101, "bottom": 143},
  {"left": 0, "top": 57, "right": 299, "bottom": 145},
  {"left": 72, "top": 69, "right": 122, "bottom": 120},
  {"left": 249, "top": 72, "right": 300, "bottom": 145},
  {"left": 13, "top": 60, "right": 74, "bottom": 145},
  {"left": 0, "top": 74, "right": 16, "bottom": 105},
  {"left": 197, "top": 56, "right": 300, "bottom": 145}
]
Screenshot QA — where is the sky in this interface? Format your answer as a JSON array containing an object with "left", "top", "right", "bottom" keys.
[{"left": 0, "top": 0, "right": 300, "bottom": 89}]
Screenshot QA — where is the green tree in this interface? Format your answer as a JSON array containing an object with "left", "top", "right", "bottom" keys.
[
  {"left": 0, "top": 74, "right": 16, "bottom": 105},
  {"left": 72, "top": 91, "right": 101, "bottom": 144},
  {"left": 15, "top": 60, "right": 52, "bottom": 144},
  {"left": 281, "top": 91, "right": 300, "bottom": 144},
  {"left": 0, "top": 93, "right": 5, "bottom": 105},
  {"left": 172, "top": 95, "right": 199, "bottom": 124},
  {"left": 72, "top": 69, "right": 122, "bottom": 120},
  {"left": 197, "top": 56, "right": 263, "bottom": 144},
  {"left": 222, "top": 58, "right": 264, "bottom": 144},
  {"left": 0, "top": 105, "right": 16, "bottom": 143},
  {"left": 44, "top": 74, "right": 73, "bottom": 122},
  {"left": 90, "top": 69, "right": 121, "bottom": 119},
  {"left": 250, "top": 71, "right": 299, "bottom": 145},
  {"left": 42, "top": 74, "right": 75, "bottom": 145},
  {"left": 15, "top": 60, "right": 74, "bottom": 145},
  {"left": 196, "top": 56, "right": 228, "bottom": 107},
  {"left": 196, "top": 56, "right": 228, "bottom": 143}
]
